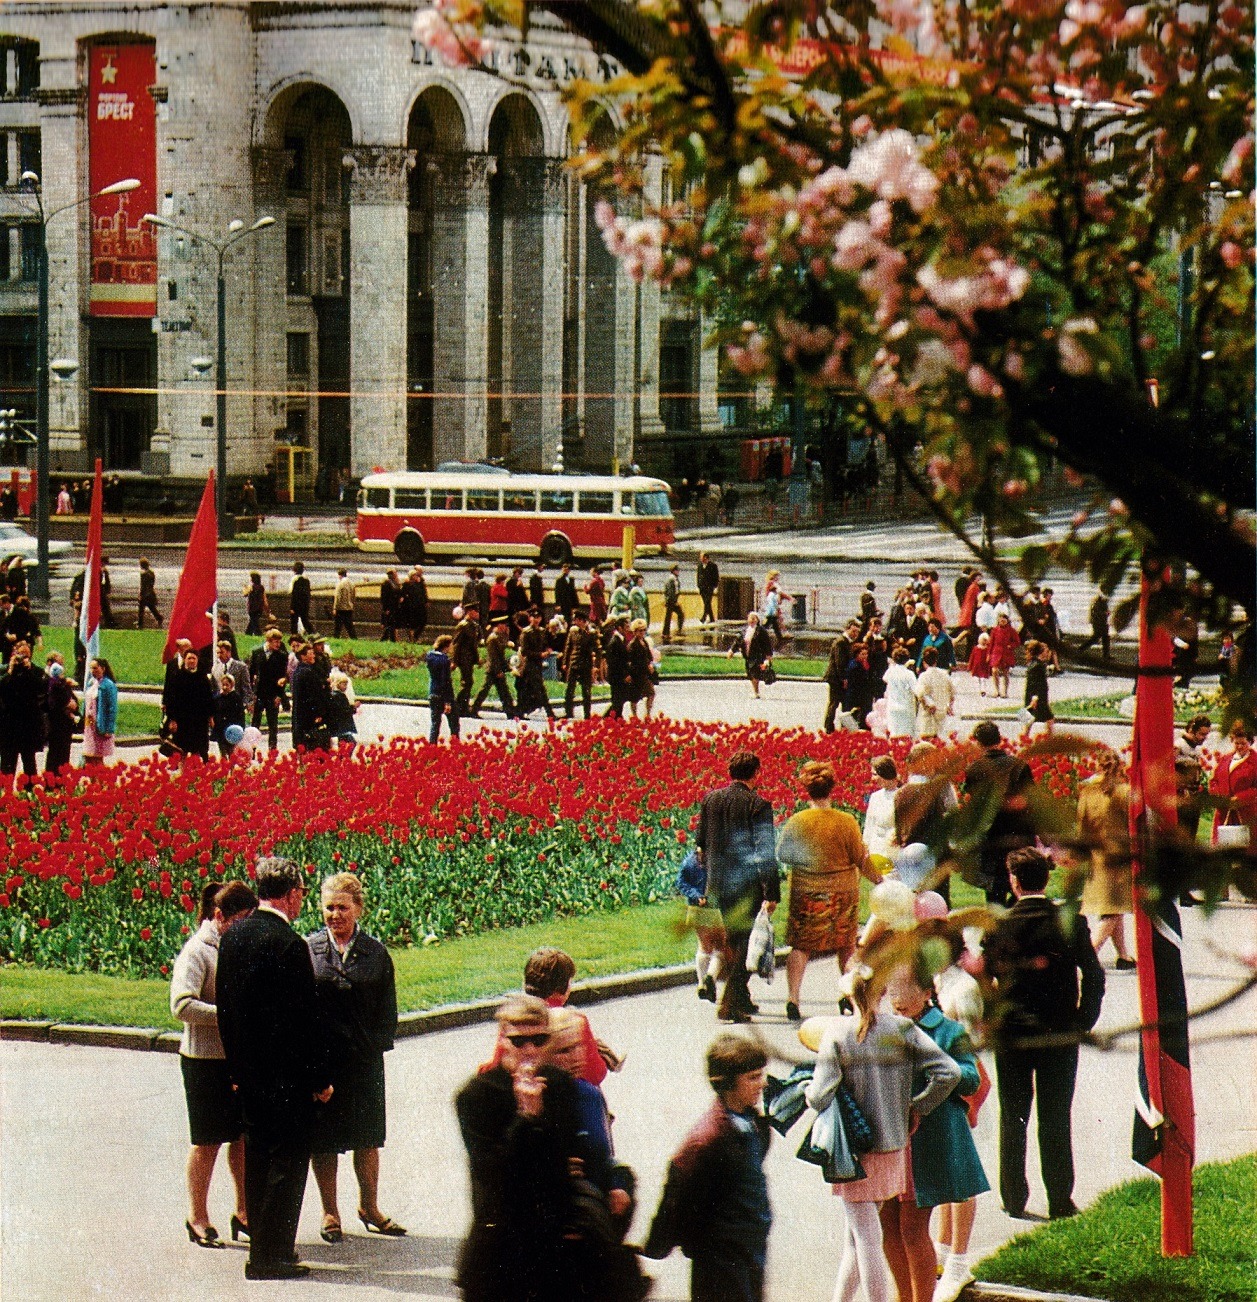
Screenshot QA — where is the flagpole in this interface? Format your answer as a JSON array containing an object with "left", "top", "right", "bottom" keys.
[{"left": 1129, "top": 556, "right": 1195, "bottom": 1256}]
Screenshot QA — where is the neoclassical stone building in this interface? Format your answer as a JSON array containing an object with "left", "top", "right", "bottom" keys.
[{"left": 0, "top": 1, "right": 729, "bottom": 497}]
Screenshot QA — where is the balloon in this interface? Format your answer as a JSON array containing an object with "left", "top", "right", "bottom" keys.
[
  {"left": 869, "top": 880, "right": 917, "bottom": 931},
  {"left": 241, "top": 727, "right": 263, "bottom": 749},
  {"left": 798, "top": 1016, "right": 829, "bottom": 1053},
  {"left": 869, "top": 853, "right": 895, "bottom": 877},
  {"left": 894, "top": 842, "right": 934, "bottom": 892},
  {"left": 224, "top": 724, "right": 245, "bottom": 746},
  {"left": 452, "top": 604, "right": 464, "bottom": 621},
  {"left": 914, "top": 890, "right": 948, "bottom": 921}
]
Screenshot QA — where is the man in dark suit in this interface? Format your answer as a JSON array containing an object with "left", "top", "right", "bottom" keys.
[
  {"left": 528, "top": 563, "right": 546, "bottom": 616},
  {"left": 553, "top": 563, "right": 578, "bottom": 623},
  {"left": 696, "top": 553, "right": 720, "bottom": 624},
  {"left": 983, "top": 848, "right": 1105, "bottom": 1222},
  {"left": 696, "top": 751, "right": 780, "bottom": 1023},
  {"left": 964, "top": 721, "right": 1037, "bottom": 906},
  {"left": 217, "top": 857, "right": 332, "bottom": 1280},
  {"left": 289, "top": 561, "right": 313, "bottom": 636}
]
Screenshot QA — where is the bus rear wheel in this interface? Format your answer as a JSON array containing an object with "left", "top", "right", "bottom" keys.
[
  {"left": 539, "top": 533, "right": 573, "bottom": 568},
  {"left": 394, "top": 530, "right": 426, "bottom": 566}
]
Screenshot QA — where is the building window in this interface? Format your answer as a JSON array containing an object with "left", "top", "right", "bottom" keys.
[
  {"left": 17, "top": 132, "right": 38, "bottom": 181},
  {"left": 18, "top": 224, "right": 37, "bottom": 282},
  {"left": 0, "top": 40, "right": 39, "bottom": 100},
  {"left": 286, "top": 224, "right": 307, "bottom": 296},
  {"left": 284, "top": 135, "right": 306, "bottom": 193},
  {"left": 286, "top": 331, "right": 310, "bottom": 378},
  {"left": 660, "top": 318, "right": 698, "bottom": 434},
  {"left": 285, "top": 406, "right": 308, "bottom": 444}
]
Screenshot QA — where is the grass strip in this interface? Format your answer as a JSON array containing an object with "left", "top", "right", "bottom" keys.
[{"left": 977, "top": 1154, "right": 1257, "bottom": 1302}]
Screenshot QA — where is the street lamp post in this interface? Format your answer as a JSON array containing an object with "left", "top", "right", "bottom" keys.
[
  {"left": 18, "top": 173, "right": 140, "bottom": 606},
  {"left": 142, "top": 213, "right": 275, "bottom": 539}
]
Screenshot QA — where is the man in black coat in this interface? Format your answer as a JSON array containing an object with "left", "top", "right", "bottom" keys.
[
  {"left": 696, "top": 553, "right": 719, "bottom": 624},
  {"left": 822, "top": 620, "right": 860, "bottom": 733},
  {"left": 602, "top": 616, "right": 632, "bottom": 719},
  {"left": 250, "top": 628, "right": 289, "bottom": 752},
  {"left": 696, "top": 751, "right": 780, "bottom": 1022},
  {"left": 964, "top": 721, "right": 1036, "bottom": 906},
  {"left": 165, "top": 649, "right": 214, "bottom": 761},
  {"left": 982, "top": 848, "right": 1105, "bottom": 1222},
  {"left": 289, "top": 561, "right": 313, "bottom": 635},
  {"left": 553, "top": 563, "right": 579, "bottom": 623},
  {"left": 290, "top": 643, "right": 329, "bottom": 750},
  {"left": 561, "top": 608, "right": 596, "bottom": 719},
  {"left": 218, "top": 857, "right": 332, "bottom": 1280},
  {"left": 0, "top": 643, "right": 46, "bottom": 779},
  {"left": 528, "top": 563, "right": 546, "bottom": 616}
]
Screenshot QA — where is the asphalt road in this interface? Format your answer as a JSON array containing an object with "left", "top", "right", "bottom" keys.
[{"left": 2, "top": 905, "right": 1253, "bottom": 1302}]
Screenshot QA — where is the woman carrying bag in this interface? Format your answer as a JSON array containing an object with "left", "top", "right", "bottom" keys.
[{"left": 803, "top": 968, "right": 960, "bottom": 1302}]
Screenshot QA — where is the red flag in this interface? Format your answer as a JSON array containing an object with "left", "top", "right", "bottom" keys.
[
  {"left": 162, "top": 473, "right": 217, "bottom": 663},
  {"left": 78, "top": 459, "right": 104, "bottom": 664},
  {"left": 1130, "top": 560, "right": 1195, "bottom": 1256}
]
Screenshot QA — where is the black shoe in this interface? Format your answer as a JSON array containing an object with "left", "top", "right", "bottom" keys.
[
  {"left": 1115, "top": 957, "right": 1138, "bottom": 971},
  {"left": 320, "top": 1216, "right": 343, "bottom": 1244},
  {"left": 720, "top": 1009, "right": 754, "bottom": 1024},
  {"left": 230, "top": 1215, "right": 250, "bottom": 1243},
  {"left": 1049, "top": 1202, "right": 1079, "bottom": 1220},
  {"left": 1003, "top": 1205, "right": 1031, "bottom": 1220},
  {"left": 786, "top": 1001, "right": 801, "bottom": 1022},
  {"left": 245, "top": 1261, "right": 310, "bottom": 1280},
  {"left": 745, "top": 1001, "right": 760, "bottom": 1016},
  {"left": 186, "top": 1221, "right": 225, "bottom": 1249},
  {"left": 697, "top": 976, "right": 716, "bottom": 1002}
]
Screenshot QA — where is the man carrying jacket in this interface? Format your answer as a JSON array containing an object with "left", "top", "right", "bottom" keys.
[{"left": 561, "top": 607, "right": 597, "bottom": 720}]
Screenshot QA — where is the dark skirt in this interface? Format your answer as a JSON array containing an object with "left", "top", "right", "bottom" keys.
[
  {"left": 311, "top": 1053, "right": 387, "bottom": 1154},
  {"left": 181, "top": 1055, "right": 245, "bottom": 1146}
]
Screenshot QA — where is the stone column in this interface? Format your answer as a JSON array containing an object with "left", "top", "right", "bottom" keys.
[
  {"left": 431, "top": 152, "right": 492, "bottom": 463},
  {"left": 636, "top": 155, "right": 665, "bottom": 444},
  {"left": 698, "top": 311, "right": 723, "bottom": 435},
  {"left": 36, "top": 86, "right": 86, "bottom": 457},
  {"left": 249, "top": 146, "right": 290, "bottom": 475},
  {"left": 345, "top": 145, "right": 413, "bottom": 476},
  {"left": 539, "top": 158, "right": 566, "bottom": 471}
]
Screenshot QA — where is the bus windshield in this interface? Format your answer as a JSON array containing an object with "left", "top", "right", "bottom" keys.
[{"left": 633, "top": 490, "right": 671, "bottom": 517}]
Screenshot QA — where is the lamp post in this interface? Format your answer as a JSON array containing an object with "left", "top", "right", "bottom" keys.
[
  {"left": 142, "top": 212, "right": 275, "bottom": 539},
  {"left": 18, "top": 173, "right": 140, "bottom": 606}
]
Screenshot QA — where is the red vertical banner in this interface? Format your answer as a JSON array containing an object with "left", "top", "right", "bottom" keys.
[{"left": 88, "top": 42, "right": 158, "bottom": 317}]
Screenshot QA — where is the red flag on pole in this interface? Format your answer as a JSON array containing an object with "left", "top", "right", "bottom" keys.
[
  {"left": 162, "top": 473, "right": 217, "bottom": 664},
  {"left": 78, "top": 458, "right": 104, "bottom": 664},
  {"left": 1129, "top": 560, "right": 1195, "bottom": 1256}
]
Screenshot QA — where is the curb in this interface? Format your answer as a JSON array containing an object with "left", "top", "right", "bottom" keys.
[
  {"left": 964, "top": 1284, "right": 1111, "bottom": 1302},
  {"left": 2, "top": 955, "right": 737, "bottom": 1054}
]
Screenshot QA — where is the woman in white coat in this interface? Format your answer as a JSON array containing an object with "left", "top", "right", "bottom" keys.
[
  {"left": 804, "top": 967, "right": 961, "bottom": 1302},
  {"left": 883, "top": 647, "right": 918, "bottom": 739},
  {"left": 862, "top": 756, "right": 900, "bottom": 860}
]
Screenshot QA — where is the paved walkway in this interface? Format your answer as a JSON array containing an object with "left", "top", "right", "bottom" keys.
[{"left": 3, "top": 907, "right": 1253, "bottom": 1302}]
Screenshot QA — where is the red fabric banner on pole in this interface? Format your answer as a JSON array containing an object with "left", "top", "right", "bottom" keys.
[
  {"left": 162, "top": 474, "right": 218, "bottom": 664},
  {"left": 1130, "top": 562, "right": 1195, "bottom": 1256},
  {"left": 77, "top": 459, "right": 104, "bottom": 665},
  {"left": 88, "top": 42, "right": 158, "bottom": 317}
]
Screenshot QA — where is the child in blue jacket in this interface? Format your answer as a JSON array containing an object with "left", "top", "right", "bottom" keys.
[{"left": 677, "top": 849, "right": 726, "bottom": 1004}]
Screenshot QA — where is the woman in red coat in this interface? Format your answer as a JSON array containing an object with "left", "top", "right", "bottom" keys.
[
  {"left": 987, "top": 612, "right": 1021, "bottom": 700},
  {"left": 1210, "top": 721, "right": 1257, "bottom": 841}
]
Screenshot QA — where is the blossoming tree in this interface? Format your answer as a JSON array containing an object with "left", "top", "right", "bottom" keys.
[{"left": 417, "top": 0, "right": 1255, "bottom": 623}]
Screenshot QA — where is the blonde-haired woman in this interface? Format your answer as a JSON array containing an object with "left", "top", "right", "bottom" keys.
[
  {"left": 1078, "top": 750, "right": 1135, "bottom": 969},
  {"left": 804, "top": 967, "right": 960, "bottom": 1302},
  {"left": 308, "top": 873, "right": 403, "bottom": 1242},
  {"left": 777, "top": 761, "right": 883, "bottom": 1022}
]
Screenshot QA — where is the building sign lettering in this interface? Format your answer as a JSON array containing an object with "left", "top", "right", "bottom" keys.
[{"left": 411, "top": 38, "right": 619, "bottom": 86}]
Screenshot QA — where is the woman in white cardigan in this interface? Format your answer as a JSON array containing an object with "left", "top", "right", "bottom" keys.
[
  {"left": 170, "top": 881, "right": 257, "bottom": 1247},
  {"left": 805, "top": 966, "right": 961, "bottom": 1302}
]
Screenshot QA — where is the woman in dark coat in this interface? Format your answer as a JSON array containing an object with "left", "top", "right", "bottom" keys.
[
  {"left": 727, "top": 611, "right": 774, "bottom": 698},
  {"left": 43, "top": 654, "right": 77, "bottom": 774},
  {"left": 0, "top": 642, "right": 46, "bottom": 778},
  {"left": 379, "top": 570, "right": 403, "bottom": 642},
  {"left": 166, "top": 649, "right": 215, "bottom": 760},
  {"left": 309, "top": 873, "right": 402, "bottom": 1244},
  {"left": 402, "top": 567, "right": 428, "bottom": 642}
]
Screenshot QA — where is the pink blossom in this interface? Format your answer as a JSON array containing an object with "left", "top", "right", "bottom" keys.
[
  {"left": 847, "top": 130, "right": 940, "bottom": 213},
  {"left": 412, "top": 7, "right": 486, "bottom": 66},
  {"left": 1003, "top": 350, "right": 1026, "bottom": 381},
  {"left": 832, "top": 220, "right": 876, "bottom": 271},
  {"left": 1058, "top": 317, "right": 1099, "bottom": 376},
  {"left": 967, "top": 364, "right": 1004, "bottom": 398}
]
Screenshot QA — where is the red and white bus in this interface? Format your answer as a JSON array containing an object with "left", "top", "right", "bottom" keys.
[{"left": 355, "top": 468, "right": 674, "bottom": 567}]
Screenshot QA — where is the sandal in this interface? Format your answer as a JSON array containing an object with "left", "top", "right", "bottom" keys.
[
  {"left": 358, "top": 1211, "right": 407, "bottom": 1236},
  {"left": 321, "top": 1215, "right": 344, "bottom": 1244}
]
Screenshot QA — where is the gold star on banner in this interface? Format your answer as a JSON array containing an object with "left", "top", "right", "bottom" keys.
[{"left": 101, "top": 57, "right": 117, "bottom": 84}]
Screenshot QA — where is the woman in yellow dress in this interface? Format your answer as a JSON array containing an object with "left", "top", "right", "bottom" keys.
[{"left": 1077, "top": 749, "right": 1135, "bottom": 970}]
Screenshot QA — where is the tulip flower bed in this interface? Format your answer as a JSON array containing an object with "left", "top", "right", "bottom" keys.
[{"left": 0, "top": 719, "right": 1093, "bottom": 980}]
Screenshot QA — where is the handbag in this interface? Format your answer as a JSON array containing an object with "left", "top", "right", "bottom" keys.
[
  {"left": 745, "top": 903, "right": 776, "bottom": 982},
  {"left": 761, "top": 660, "right": 777, "bottom": 685}
]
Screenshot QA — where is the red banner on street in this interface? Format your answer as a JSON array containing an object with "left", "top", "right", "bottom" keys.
[{"left": 88, "top": 42, "right": 157, "bottom": 317}]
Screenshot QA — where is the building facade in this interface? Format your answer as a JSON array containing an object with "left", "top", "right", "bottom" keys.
[{"left": 0, "top": 1, "right": 731, "bottom": 499}]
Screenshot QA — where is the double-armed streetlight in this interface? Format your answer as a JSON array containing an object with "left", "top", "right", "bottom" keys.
[
  {"left": 142, "top": 212, "right": 275, "bottom": 539},
  {"left": 18, "top": 172, "right": 140, "bottom": 605}
]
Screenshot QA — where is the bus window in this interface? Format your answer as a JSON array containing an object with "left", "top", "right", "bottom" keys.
[
  {"left": 430, "top": 488, "right": 463, "bottom": 511},
  {"left": 395, "top": 488, "right": 426, "bottom": 510},
  {"left": 540, "top": 489, "right": 574, "bottom": 513},
  {"left": 364, "top": 487, "right": 391, "bottom": 509},
  {"left": 466, "top": 488, "right": 502, "bottom": 512},
  {"left": 633, "top": 490, "right": 672, "bottom": 517},
  {"left": 578, "top": 490, "right": 614, "bottom": 515},
  {"left": 503, "top": 489, "right": 537, "bottom": 512}
]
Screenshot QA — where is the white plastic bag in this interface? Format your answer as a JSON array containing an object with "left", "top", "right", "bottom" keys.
[{"left": 746, "top": 904, "right": 776, "bottom": 982}]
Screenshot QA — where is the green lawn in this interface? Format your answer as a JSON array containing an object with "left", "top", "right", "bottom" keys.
[
  {"left": 978, "top": 1155, "right": 1257, "bottom": 1302},
  {"left": 0, "top": 873, "right": 991, "bottom": 1030},
  {"left": 115, "top": 700, "right": 163, "bottom": 738},
  {"left": 41, "top": 626, "right": 828, "bottom": 700}
]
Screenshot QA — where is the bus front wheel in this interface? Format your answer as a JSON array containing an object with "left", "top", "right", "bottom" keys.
[
  {"left": 394, "top": 530, "right": 426, "bottom": 566},
  {"left": 539, "top": 533, "right": 573, "bottom": 568}
]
